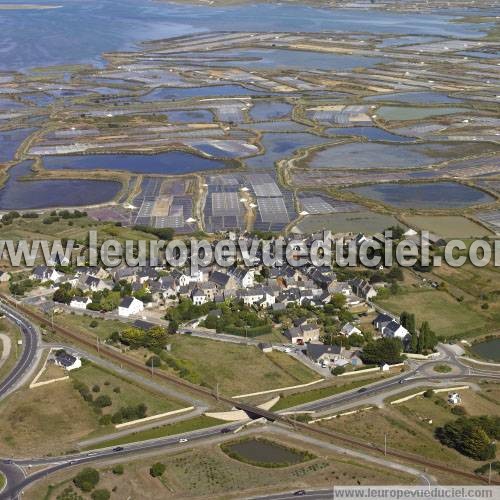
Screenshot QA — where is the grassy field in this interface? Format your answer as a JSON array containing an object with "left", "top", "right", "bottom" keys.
[
  {"left": 376, "top": 288, "right": 488, "bottom": 338},
  {"left": 88, "top": 415, "right": 224, "bottom": 449},
  {"left": 165, "top": 336, "right": 318, "bottom": 396},
  {"left": 70, "top": 363, "right": 182, "bottom": 417},
  {"left": 30, "top": 437, "right": 417, "bottom": 500},
  {"left": 431, "top": 262, "right": 500, "bottom": 299},
  {"left": 403, "top": 215, "right": 493, "bottom": 238},
  {"left": 57, "top": 313, "right": 126, "bottom": 341},
  {"left": 0, "top": 380, "right": 98, "bottom": 456},
  {"left": 0, "top": 318, "right": 22, "bottom": 384}
]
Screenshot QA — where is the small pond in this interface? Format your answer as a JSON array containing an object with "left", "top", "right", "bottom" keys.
[
  {"left": 471, "top": 339, "right": 500, "bottom": 362},
  {"left": 224, "top": 438, "right": 309, "bottom": 466}
]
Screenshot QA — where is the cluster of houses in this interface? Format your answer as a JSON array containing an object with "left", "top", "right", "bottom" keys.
[{"left": 28, "top": 249, "right": 376, "bottom": 320}]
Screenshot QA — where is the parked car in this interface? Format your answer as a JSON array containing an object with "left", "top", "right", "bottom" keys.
[
  {"left": 179, "top": 438, "right": 188, "bottom": 443},
  {"left": 113, "top": 446, "right": 124, "bottom": 452}
]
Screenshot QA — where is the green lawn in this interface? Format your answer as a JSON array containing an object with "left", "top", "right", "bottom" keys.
[
  {"left": 165, "top": 336, "right": 318, "bottom": 396},
  {"left": 376, "top": 289, "right": 488, "bottom": 338},
  {"left": 0, "top": 318, "right": 22, "bottom": 384},
  {"left": 0, "top": 471, "right": 5, "bottom": 491},
  {"left": 58, "top": 313, "right": 125, "bottom": 341},
  {"left": 70, "top": 363, "right": 182, "bottom": 417},
  {"left": 88, "top": 415, "right": 224, "bottom": 449},
  {"left": 403, "top": 215, "right": 492, "bottom": 239}
]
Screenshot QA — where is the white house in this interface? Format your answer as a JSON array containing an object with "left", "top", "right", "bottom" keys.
[
  {"left": 382, "top": 320, "right": 410, "bottom": 340},
  {"left": 229, "top": 267, "right": 254, "bottom": 288},
  {"left": 448, "top": 392, "right": 461, "bottom": 405},
  {"left": 69, "top": 296, "right": 91, "bottom": 310},
  {"left": 30, "top": 266, "right": 63, "bottom": 283},
  {"left": 54, "top": 351, "right": 82, "bottom": 371},
  {"left": 0, "top": 271, "right": 10, "bottom": 283},
  {"left": 340, "top": 323, "right": 361, "bottom": 337},
  {"left": 192, "top": 289, "right": 208, "bottom": 306},
  {"left": 118, "top": 297, "right": 144, "bottom": 317}
]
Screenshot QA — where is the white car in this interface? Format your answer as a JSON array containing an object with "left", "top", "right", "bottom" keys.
[{"left": 178, "top": 438, "right": 188, "bottom": 443}]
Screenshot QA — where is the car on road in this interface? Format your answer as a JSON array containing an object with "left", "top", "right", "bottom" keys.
[
  {"left": 399, "top": 379, "right": 406, "bottom": 384},
  {"left": 178, "top": 438, "right": 188, "bottom": 443},
  {"left": 220, "top": 428, "right": 232, "bottom": 434},
  {"left": 357, "top": 387, "right": 368, "bottom": 393},
  {"left": 3, "top": 459, "right": 13, "bottom": 464},
  {"left": 294, "top": 490, "right": 306, "bottom": 496},
  {"left": 113, "top": 447, "right": 124, "bottom": 452},
  {"left": 87, "top": 452, "right": 97, "bottom": 456}
]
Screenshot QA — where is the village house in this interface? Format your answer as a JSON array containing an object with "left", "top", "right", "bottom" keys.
[
  {"left": 306, "top": 343, "right": 342, "bottom": 366},
  {"left": 54, "top": 350, "right": 82, "bottom": 371},
  {"left": 30, "top": 266, "right": 63, "bottom": 283},
  {"left": 209, "top": 271, "right": 237, "bottom": 291},
  {"left": 228, "top": 267, "right": 254, "bottom": 288},
  {"left": 351, "top": 277, "right": 377, "bottom": 300},
  {"left": 285, "top": 322, "right": 321, "bottom": 344},
  {"left": 69, "top": 296, "right": 91, "bottom": 310},
  {"left": 373, "top": 313, "right": 410, "bottom": 340},
  {"left": 118, "top": 296, "right": 144, "bottom": 317},
  {"left": 192, "top": 289, "right": 208, "bottom": 306},
  {"left": 340, "top": 323, "right": 361, "bottom": 337}
]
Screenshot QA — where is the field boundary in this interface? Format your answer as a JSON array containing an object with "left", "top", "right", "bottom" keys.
[{"left": 390, "top": 385, "right": 469, "bottom": 405}]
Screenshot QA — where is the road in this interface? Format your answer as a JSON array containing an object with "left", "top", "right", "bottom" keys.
[{"left": 0, "top": 301, "right": 39, "bottom": 400}]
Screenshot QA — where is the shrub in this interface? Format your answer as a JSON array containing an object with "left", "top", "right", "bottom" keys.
[
  {"left": 451, "top": 406, "right": 467, "bottom": 416},
  {"left": 150, "top": 462, "right": 166, "bottom": 477},
  {"left": 91, "top": 489, "right": 110, "bottom": 500},
  {"left": 92, "top": 384, "right": 101, "bottom": 393},
  {"left": 112, "top": 464, "right": 124, "bottom": 475},
  {"left": 94, "top": 395, "right": 112, "bottom": 408},
  {"left": 89, "top": 320, "right": 99, "bottom": 328},
  {"left": 73, "top": 467, "right": 99, "bottom": 492},
  {"left": 423, "top": 389, "right": 434, "bottom": 398},
  {"left": 146, "top": 355, "right": 161, "bottom": 368},
  {"left": 332, "top": 366, "right": 346, "bottom": 376}
]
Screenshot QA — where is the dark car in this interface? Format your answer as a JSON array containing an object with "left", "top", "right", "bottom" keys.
[
  {"left": 294, "top": 491, "right": 306, "bottom": 496},
  {"left": 220, "top": 428, "right": 232, "bottom": 434},
  {"left": 3, "top": 459, "right": 13, "bottom": 464},
  {"left": 357, "top": 387, "right": 368, "bottom": 393},
  {"left": 113, "top": 446, "right": 124, "bottom": 452}
]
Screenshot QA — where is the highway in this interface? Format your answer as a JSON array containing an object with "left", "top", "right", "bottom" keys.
[{"left": 0, "top": 301, "right": 39, "bottom": 400}]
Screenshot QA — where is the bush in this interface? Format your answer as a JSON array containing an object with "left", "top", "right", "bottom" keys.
[
  {"left": 91, "top": 489, "right": 110, "bottom": 500},
  {"left": 73, "top": 467, "right": 99, "bottom": 492},
  {"left": 112, "top": 465, "right": 124, "bottom": 475},
  {"left": 150, "top": 462, "right": 166, "bottom": 477},
  {"left": 423, "top": 389, "right": 434, "bottom": 398},
  {"left": 332, "top": 366, "right": 346, "bottom": 376},
  {"left": 451, "top": 406, "right": 467, "bottom": 416},
  {"left": 92, "top": 384, "right": 101, "bottom": 393},
  {"left": 146, "top": 355, "right": 161, "bottom": 368},
  {"left": 99, "top": 415, "right": 112, "bottom": 426},
  {"left": 94, "top": 395, "right": 112, "bottom": 408},
  {"left": 89, "top": 320, "right": 99, "bottom": 328}
]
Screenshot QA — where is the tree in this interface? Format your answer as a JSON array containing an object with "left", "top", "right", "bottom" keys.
[
  {"left": 73, "top": 468, "right": 99, "bottom": 492},
  {"left": 330, "top": 293, "right": 347, "bottom": 310},
  {"left": 167, "top": 319, "right": 179, "bottom": 335},
  {"left": 361, "top": 338, "right": 403, "bottom": 365},
  {"left": 150, "top": 462, "right": 166, "bottom": 477},
  {"left": 91, "top": 490, "right": 110, "bottom": 500},
  {"left": 53, "top": 283, "right": 76, "bottom": 304},
  {"left": 436, "top": 417, "right": 497, "bottom": 461}
]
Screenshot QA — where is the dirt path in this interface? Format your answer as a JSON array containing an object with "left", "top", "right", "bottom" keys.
[{"left": 0, "top": 333, "right": 12, "bottom": 369}]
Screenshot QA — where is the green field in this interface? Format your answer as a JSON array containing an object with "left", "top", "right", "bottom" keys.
[
  {"left": 403, "top": 215, "right": 493, "bottom": 239},
  {"left": 165, "top": 336, "right": 319, "bottom": 396},
  {"left": 0, "top": 318, "right": 22, "bottom": 384},
  {"left": 376, "top": 289, "right": 488, "bottom": 338},
  {"left": 58, "top": 313, "right": 125, "bottom": 341},
  {"left": 70, "top": 363, "right": 182, "bottom": 417}
]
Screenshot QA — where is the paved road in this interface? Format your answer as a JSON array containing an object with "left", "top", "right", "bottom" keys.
[{"left": 0, "top": 301, "right": 39, "bottom": 400}]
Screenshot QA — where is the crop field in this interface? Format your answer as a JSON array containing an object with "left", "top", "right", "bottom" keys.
[{"left": 403, "top": 215, "right": 493, "bottom": 238}]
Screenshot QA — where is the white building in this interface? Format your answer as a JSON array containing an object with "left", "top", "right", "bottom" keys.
[
  {"left": 340, "top": 323, "right": 361, "bottom": 337},
  {"left": 69, "top": 296, "right": 91, "bottom": 310},
  {"left": 118, "top": 297, "right": 144, "bottom": 317}
]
